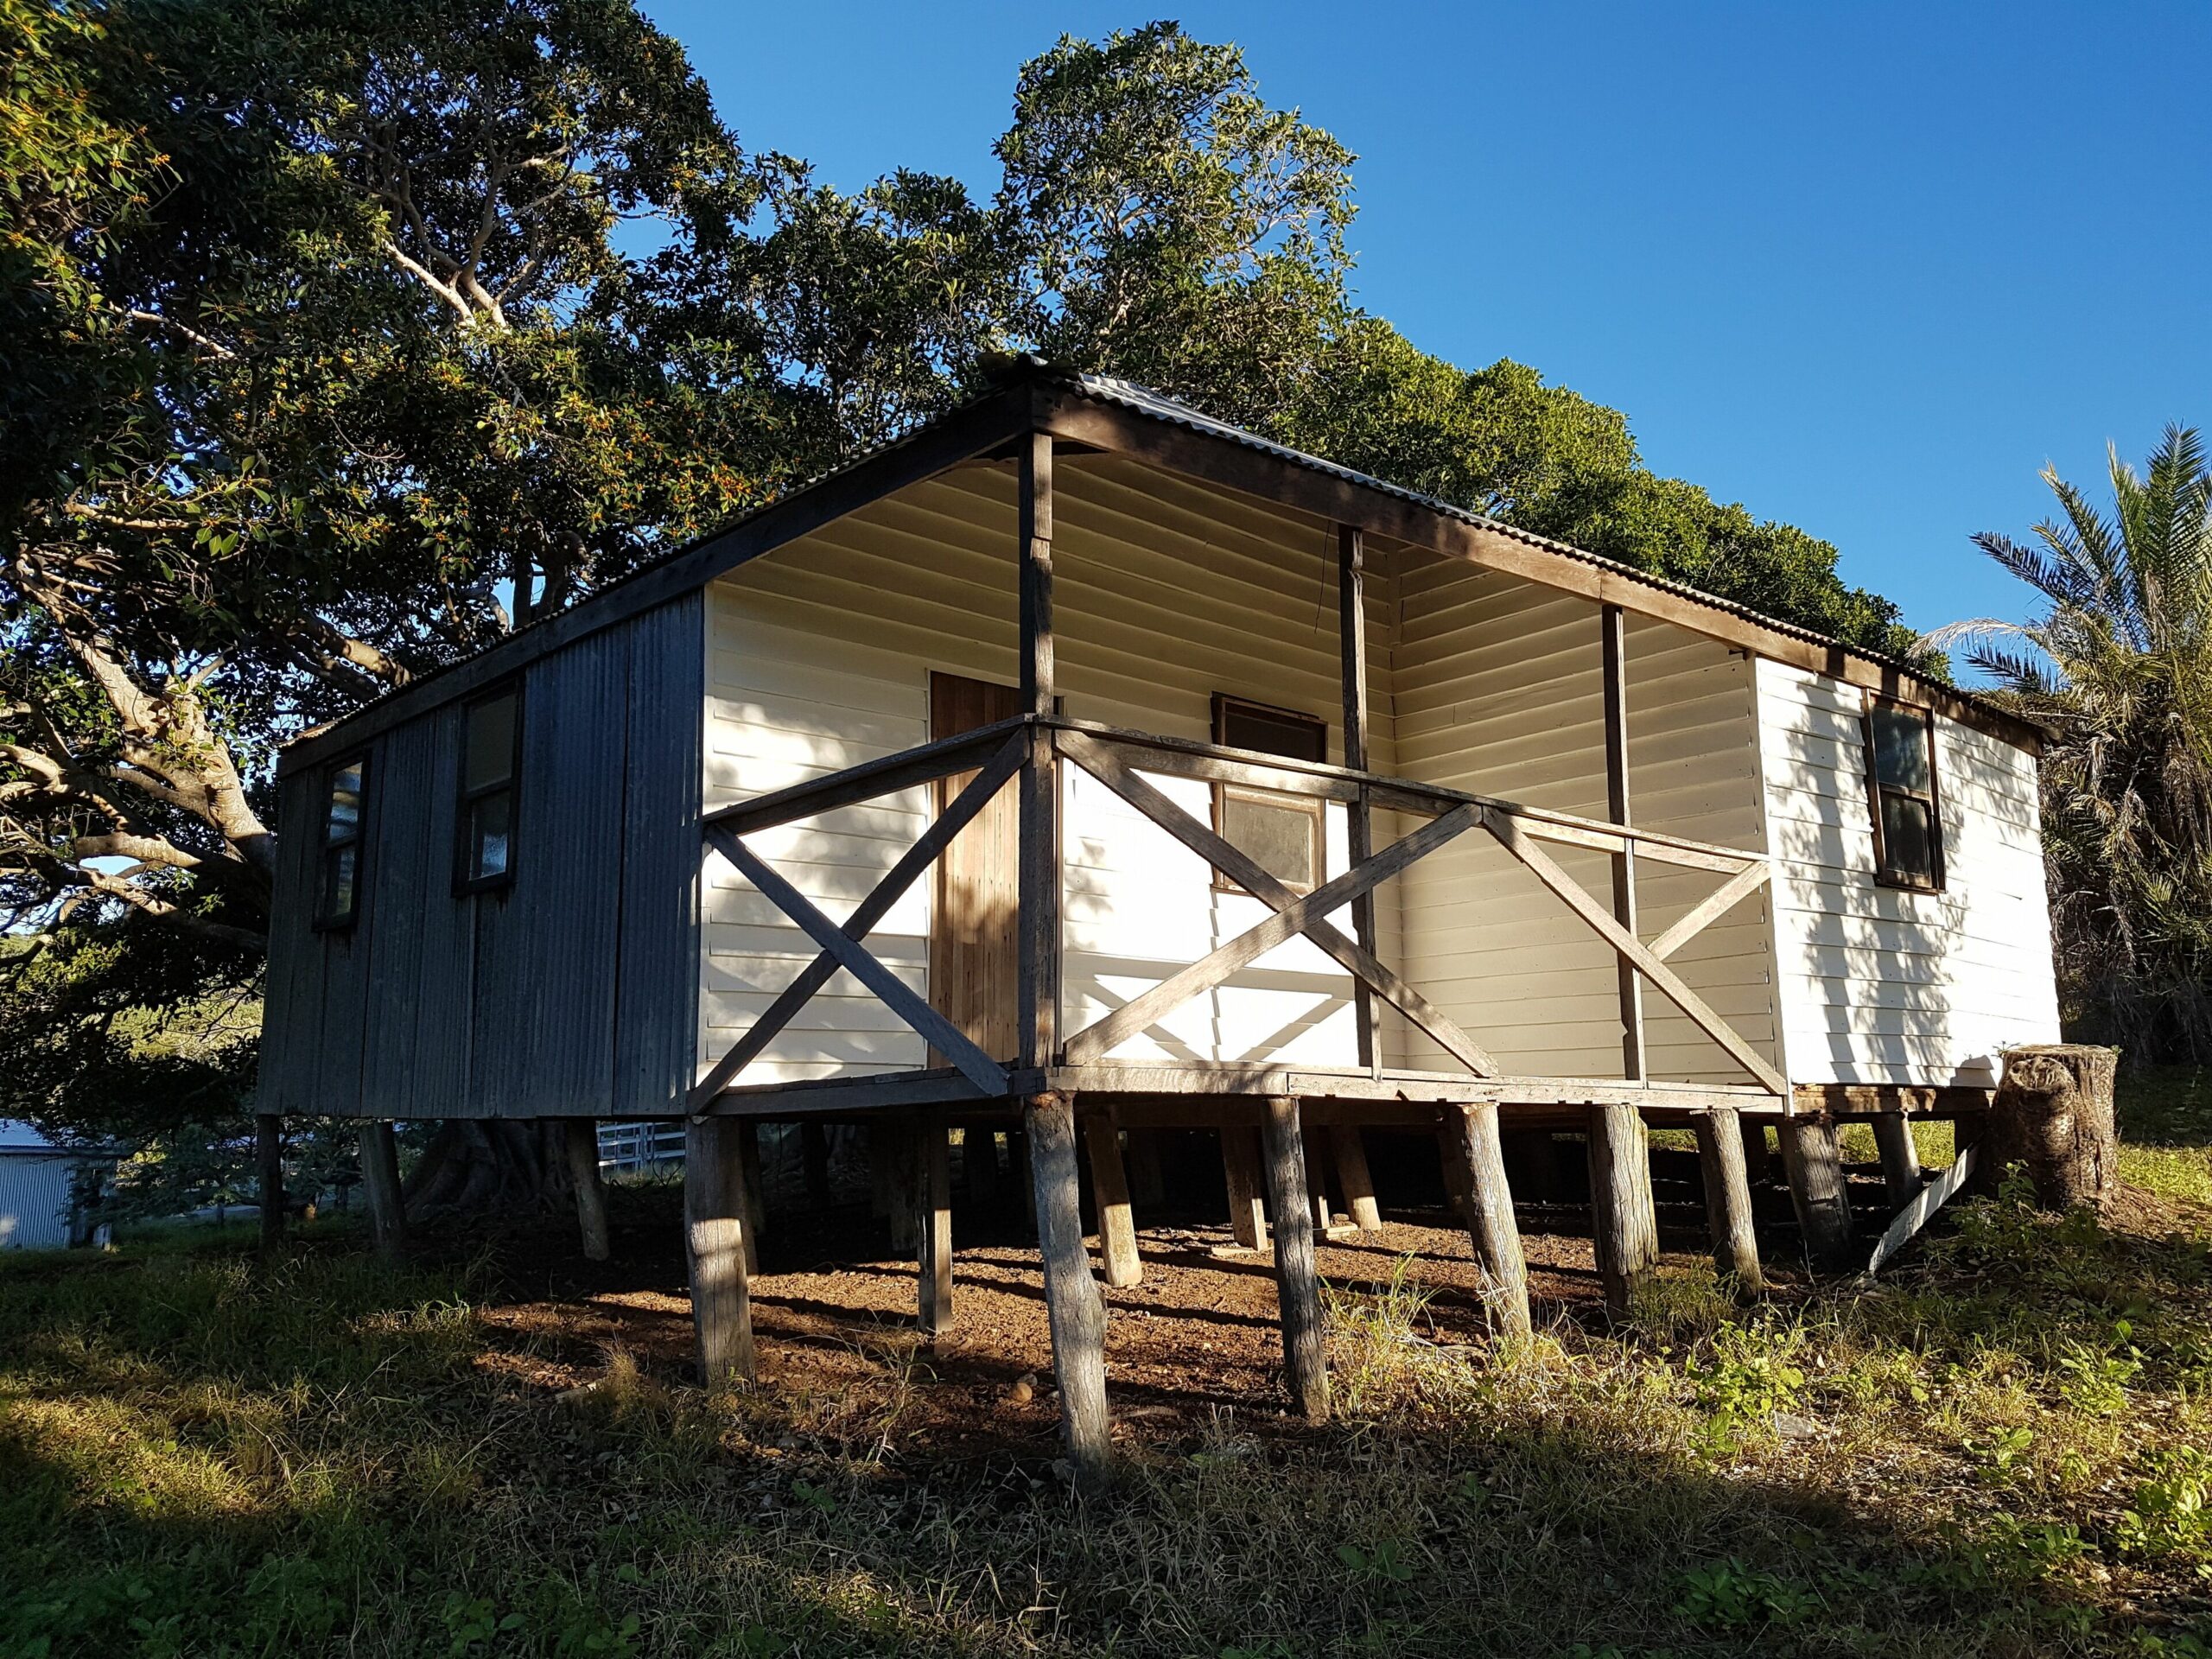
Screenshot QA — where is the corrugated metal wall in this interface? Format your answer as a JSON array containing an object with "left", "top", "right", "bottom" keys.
[
  {"left": 0, "top": 1154, "right": 79, "bottom": 1249},
  {"left": 260, "top": 594, "right": 704, "bottom": 1119}
]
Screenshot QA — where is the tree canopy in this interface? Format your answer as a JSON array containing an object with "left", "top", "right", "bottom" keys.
[{"left": 1, "top": 4, "right": 1925, "bottom": 1154}]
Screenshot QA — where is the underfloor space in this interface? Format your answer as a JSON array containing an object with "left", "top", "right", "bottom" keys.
[{"left": 471, "top": 1188, "right": 1815, "bottom": 1461}]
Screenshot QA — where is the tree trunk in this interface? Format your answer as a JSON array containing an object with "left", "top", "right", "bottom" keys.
[
  {"left": 1991, "top": 1045, "right": 2120, "bottom": 1212},
  {"left": 402, "top": 1118, "right": 575, "bottom": 1222}
]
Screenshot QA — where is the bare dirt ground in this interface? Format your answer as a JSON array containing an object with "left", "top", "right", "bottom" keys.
[{"left": 468, "top": 1193, "right": 1730, "bottom": 1459}]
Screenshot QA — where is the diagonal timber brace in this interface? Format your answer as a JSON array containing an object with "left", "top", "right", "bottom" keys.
[
  {"left": 1057, "top": 728, "right": 1501, "bottom": 1077},
  {"left": 705, "top": 825, "right": 1012, "bottom": 1098}
]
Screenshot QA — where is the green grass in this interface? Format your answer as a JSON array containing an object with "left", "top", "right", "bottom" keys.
[{"left": 4, "top": 1083, "right": 2212, "bottom": 1658}]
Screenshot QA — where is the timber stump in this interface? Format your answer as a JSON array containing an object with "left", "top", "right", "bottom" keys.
[{"left": 1991, "top": 1044, "right": 2120, "bottom": 1212}]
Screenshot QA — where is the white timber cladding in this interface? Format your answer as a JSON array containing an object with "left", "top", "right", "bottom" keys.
[
  {"left": 1388, "top": 548, "right": 1781, "bottom": 1086},
  {"left": 1755, "top": 658, "right": 2060, "bottom": 1086},
  {"left": 700, "top": 454, "right": 1389, "bottom": 1082}
]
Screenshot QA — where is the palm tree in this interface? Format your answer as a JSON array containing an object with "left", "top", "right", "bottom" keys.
[{"left": 1936, "top": 426, "right": 2212, "bottom": 1061}]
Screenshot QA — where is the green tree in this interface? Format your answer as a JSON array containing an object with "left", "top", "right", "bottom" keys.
[{"left": 1940, "top": 427, "right": 2212, "bottom": 1059}]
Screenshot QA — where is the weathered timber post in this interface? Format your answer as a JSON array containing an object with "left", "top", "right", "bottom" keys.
[
  {"left": 1260, "top": 1096, "right": 1330, "bottom": 1422},
  {"left": 257, "top": 1115, "right": 285, "bottom": 1252},
  {"left": 1082, "top": 1116, "right": 1142, "bottom": 1287},
  {"left": 1600, "top": 603, "right": 1648, "bottom": 1082},
  {"left": 1694, "top": 1108, "right": 1763, "bottom": 1294},
  {"left": 1444, "top": 1103, "right": 1532, "bottom": 1339},
  {"left": 1991, "top": 1045, "right": 2120, "bottom": 1212},
  {"left": 800, "top": 1120, "right": 832, "bottom": 1208},
  {"left": 1222, "top": 1127, "right": 1267, "bottom": 1249},
  {"left": 1331, "top": 1125, "right": 1384, "bottom": 1232},
  {"left": 1124, "top": 1128, "right": 1166, "bottom": 1210},
  {"left": 1740, "top": 1117, "right": 1779, "bottom": 1188},
  {"left": 1872, "top": 1113, "right": 1923, "bottom": 1208},
  {"left": 737, "top": 1120, "right": 767, "bottom": 1274},
  {"left": 918, "top": 1111, "right": 955, "bottom": 1335},
  {"left": 1338, "top": 524, "right": 1382, "bottom": 1073},
  {"left": 684, "top": 1116, "right": 755, "bottom": 1386},
  {"left": 359, "top": 1121, "right": 406, "bottom": 1259},
  {"left": 1024, "top": 1092, "right": 1110, "bottom": 1483},
  {"left": 1777, "top": 1117, "right": 1853, "bottom": 1269},
  {"left": 1304, "top": 1133, "right": 1336, "bottom": 1231},
  {"left": 1586, "top": 1103, "right": 1657, "bottom": 1313},
  {"left": 563, "top": 1118, "right": 611, "bottom": 1262}
]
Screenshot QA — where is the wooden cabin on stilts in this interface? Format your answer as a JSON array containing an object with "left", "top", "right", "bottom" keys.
[{"left": 258, "top": 360, "right": 2061, "bottom": 1481}]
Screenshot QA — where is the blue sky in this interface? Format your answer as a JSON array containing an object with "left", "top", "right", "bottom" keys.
[{"left": 639, "top": 1, "right": 2211, "bottom": 677}]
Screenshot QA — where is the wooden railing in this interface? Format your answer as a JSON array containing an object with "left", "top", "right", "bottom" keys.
[{"left": 694, "top": 715, "right": 1782, "bottom": 1107}]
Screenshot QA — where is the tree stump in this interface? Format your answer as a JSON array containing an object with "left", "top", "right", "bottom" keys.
[{"left": 1991, "top": 1045, "right": 2120, "bottom": 1212}]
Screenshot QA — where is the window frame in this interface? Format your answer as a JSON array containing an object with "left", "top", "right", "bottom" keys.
[
  {"left": 1209, "top": 693, "right": 1329, "bottom": 898},
  {"left": 312, "top": 752, "right": 369, "bottom": 932},
  {"left": 1861, "top": 695, "right": 1947, "bottom": 893},
  {"left": 454, "top": 681, "right": 524, "bottom": 896}
]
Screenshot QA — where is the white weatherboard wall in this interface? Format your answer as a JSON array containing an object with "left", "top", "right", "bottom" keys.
[
  {"left": 1389, "top": 551, "right": 1781, "bottom": 1085},
  {"left": 1756, "top": 658, "right": 2059, "bottom": 1086},
  {"left": 700, "top": 456, "right": 1387, "bottom": 1084}
]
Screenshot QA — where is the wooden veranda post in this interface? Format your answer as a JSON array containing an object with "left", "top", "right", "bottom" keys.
[
  {"left": 360, "top": 1121, "right": 406, "bottom": 1259},
  {"left": 685, "top": 1116, "right": 756, "bottom": 1386},
  {"left": 1777, "top": 1118, "right": 1853, "bottom": 1270},
  {"left": 1330, "top": 1125, "right": 1383, "bottom": 1232},
  {"left": 1017, "top": 430, "right": 1059, "bottom": 1075},
  {"left": 1261, "top": 1097, "right": 1330, "bottom": 1422},
  {"left": 564, "top": 1119, "right": 611, "bottom": 1262},
  {"left": 1023, "top": 1093, "right": 1110, "bottom": 1482},
  {"left": 1222, "top": 1128, "right": 1267, "bottom": 1249},
  {"left": 256, "top": 1115, "right": 285, "bottom": 1251},
  {"left": 1601, "top": 603, "right": 1646, "bottom": 1078},
  {"left": 1083, "top": 1116, "right": 1142, "bottom": 1287},
  {"left": 1694, "top": 1107, "right": 1763, "bottom": 1294},
  {"left": 1444, "top": 1103, "right": 1532, "bottom": 1338},
  {"left": 918, "top": 1111, "right": 955, "bottom": 1334},
  {"left": 1586, "top": 1103, "right": 1657, "bottom": 1312},
  {"left": 1338, "top": 524, "right": 1380, "bottom": 1073},
  {"left": 1872, "top": 1114, "right": 1923, "bottom": 1208}
]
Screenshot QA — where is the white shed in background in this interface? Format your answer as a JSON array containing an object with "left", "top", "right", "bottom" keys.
[{"left": 0, "top": 1122, "right": 105, "bottom": 1250}]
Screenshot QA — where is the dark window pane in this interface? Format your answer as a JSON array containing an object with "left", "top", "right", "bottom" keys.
[
  {"left": 1871, "top": 707, "right": 1932, "bottom": 791},
  {"left": 1879, "top": 791, "right": 1936, "bottom": 880},
  {"left": 1223, "top": 794, "right": 1319, "bottom": 889},
  {"left": 322, "top": 843, "right": 357, "bottom": 921},
  {"left": 1220, "top": 703, "right": 1326, "bottom": 762},
  {"left": 465, "top": 693, "right": 517, "bottom": 791},
  {"left": 326, "top": 763, "right": 363, "bottom": 842},
  {"left": 471, "top": 790, "right": 512, "bottom": 880}
]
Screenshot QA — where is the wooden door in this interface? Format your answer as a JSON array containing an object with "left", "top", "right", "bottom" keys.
[{"left": 929, "top": 672, "right": 1023, "bottom": 1064}]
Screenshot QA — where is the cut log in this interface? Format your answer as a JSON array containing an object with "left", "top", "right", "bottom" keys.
[
  {"left": 1260, "top": 1097, "right": 1329, "bottom": 1421},
  {"left": 1222, "top": 1127, "right": 1267, "bottom": 1249},
  {"left": 918, "top": 1112, "right": 954, "bottom": 1334},
  {"left": 1777, "top": 1117, "right": 1853, "bottom": 1270},
  {"left": 1024, "top": 1093, "right": 1111, "bottom": 1484},
  {"left": 1694, "top": 1108, "right": 1763, "bottom": 1294},
  {"left": 360, "top": 1121, "right": 406, "bottom": 1260},
  {"left": 1331, "top": 1125, "right": 1383, "bottom": 1232},
  {"left": 1872, "top": 1113, "right": 1923, "bottom": 1208},
  {"left": 1083, "top": 1116, "right": 1143, "bottom": 1287},
  {"left": 684, "top": 1117, "right": 755, "bottom": 1386},
  {"left": 563, "top": 1119, "right": 611, "bottom": 1262},
  {"left": 1990, "top": 1045, "right": 2120, "bottom": 1212},
  {"left": 257, "top": 1115, "right": 285, "bottom": 1252},
  {"left": 1444, "top": 1103, "right": 1532, "bottom": 1338},
  {"left": 1586, "top": 1103, "right": 1657, "bottom": 1313}
]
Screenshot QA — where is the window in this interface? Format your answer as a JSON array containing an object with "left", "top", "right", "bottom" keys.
[
  {"left": 456, "top": 685, "right": 521, "bottom": 892},
  {"left": 1212, "top": 695, "right": 1328, "bottom": 894},
  {"left": 1864, "top": 699, "right": 1944, "bottom": 891},
  {"left": 315, "top": 756, "right": 366, "bottom": 929}
]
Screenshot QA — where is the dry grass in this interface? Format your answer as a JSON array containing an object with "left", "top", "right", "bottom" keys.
[{"left": 6, "top": 1092, "right": 2212, "bottom": 1656}]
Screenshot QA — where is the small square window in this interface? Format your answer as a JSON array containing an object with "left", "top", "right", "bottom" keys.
[
  {"left": 1211, "top": 696, "right": 1328, "bottom": 895},
  {"left": 1865, "top": 700, "right": 1944, "bottom": 891},
  {"left": 456, "top": 685, "right": 521, "bottom": 892},
  {"left": 315, "top": 757, "right": 366, "bottom": 929}
]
